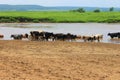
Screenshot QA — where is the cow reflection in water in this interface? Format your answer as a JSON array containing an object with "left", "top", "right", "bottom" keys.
[{"left": 11, "top": 33, "right": 28, "bottom": 40}]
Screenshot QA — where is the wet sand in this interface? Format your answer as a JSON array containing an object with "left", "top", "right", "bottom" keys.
[{"left": 0, "top": 40, "right": 120, "bottom": 80}]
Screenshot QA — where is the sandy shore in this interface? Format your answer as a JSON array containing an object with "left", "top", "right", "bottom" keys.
[{"left": 0, "top": 40, "right": 120, "bottom": 80}]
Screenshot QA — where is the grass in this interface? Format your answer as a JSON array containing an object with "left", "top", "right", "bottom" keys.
[{"left": 0, "top": 11, "right": 120, "bottom": 23}]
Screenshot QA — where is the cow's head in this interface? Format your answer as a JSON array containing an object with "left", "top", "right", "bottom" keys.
[{"left": 108, "top": 33, "right": 111, "bottom": 36}]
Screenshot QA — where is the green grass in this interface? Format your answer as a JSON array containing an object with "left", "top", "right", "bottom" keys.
[{"left": 0, "top": 11, "right": 120, "bottom": 23}]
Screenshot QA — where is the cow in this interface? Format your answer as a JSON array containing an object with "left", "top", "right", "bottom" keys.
[
  {"left": 82, "top": 34, "right": 103, "bottom": 42},
  {"left": 0, "top": 34, "right": 4, "bottom": 38},
  {"left": 29, "top": 31, "right": 55, "bottom": 41},
  {"left": 108, "top": 32, "right": 120, "bottom": 39},
  {"left": 82, "top": 35, "right": 95, "bottom": 42},
  {"left": 94, "top": 34, "right": 103, "bottom": 42},
  {"left": 11, "top": 33, "right": 29, "bottom": 40},
  {"left": 22, "top": 33, "right": 29, "bottom": 38},
  {"left": 54, "top": 33, "right": 77, "bottom": 41},
  {"left": 11, "top": 34, "right": 23, "bottom": 40},
  {"left": 30, "top": 31, "right": 40, "bottom": 41},
  {"left": 76, "top": 35, "right": 82, "bottom": 40},
  {"left": 65, "top": 33, "right": 76, "bottom": 41},
  {"left": 54, "top": 33, "right": 65, "bottom": 41},
  {"left": 39, "top": 32, "right": 55, "bottom": 41}
]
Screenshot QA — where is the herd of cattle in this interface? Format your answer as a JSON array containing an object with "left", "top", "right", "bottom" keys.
[{"left": 0, "top": 31, "right": 120, "bottom": 42}]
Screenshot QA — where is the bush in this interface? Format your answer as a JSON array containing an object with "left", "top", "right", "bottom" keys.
[
  {"left": 77, "top": 8, "right": 86, "bottom": 13},
  {"left": 33, "top": 19, "right": 39, "bottom": 23},
  {"left": 93, "top": 9, "right": 101, "bottom": 13},
  {"left": 71, "top": 8, "right": 85, "bottom": 13},
  {"left": 0, "top": 18, "right": 10, "bottom": 23},
  {"left": 109, "top": 7, "right": 114, "bottom": 12},
  {"left": 39, "top": 18, "right": 54, "bottom": 22},
  {"left": 107, "top": 19, "right": 120, "bottom": 23}
]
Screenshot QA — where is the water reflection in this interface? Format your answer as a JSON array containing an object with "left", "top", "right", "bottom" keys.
[
  {"left": 108, "top": 38, "right": 120, "bottom": 44},
  {"left": 0, "top": 23, "right": 120, "bottom": 44}
]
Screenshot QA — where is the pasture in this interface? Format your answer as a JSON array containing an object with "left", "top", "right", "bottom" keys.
[{"left": 0, "top": 11, "right": 120, "bottom": 23}]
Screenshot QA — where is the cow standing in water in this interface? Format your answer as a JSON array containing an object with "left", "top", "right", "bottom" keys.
[
  {"left": 108, "top": 32, "right": 120, "bottom": 39},
  {"left": 53, "top": 33, "right": 77, "bottom": 41},
  {"left": 11, "top": 34, "right": 23, "bottom": 40},
  {"left": 0, "top": 34, "right": 4, "bottom": 38},
  {"left": 11, "top": 33, "right": 29, "bottom": 40},
  {"left": 82, "top": 35, "right": 95, "bottom": 42},
  {"left": 29, "top": 31, "right": 40, "bottom": 41},
  {"left": 94, "top": 34, "right": 103, "bottom": 42},
  {"left": 22, "top": 33, "right": 29, "bottom": 38},
  {"left": 82, "top": 34, "right": 103, "bottom": 42}
]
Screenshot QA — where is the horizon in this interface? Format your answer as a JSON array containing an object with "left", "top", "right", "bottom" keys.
[
  {"left": 0, "top": 4, "right": 120, "bottom": 8},
  {"left": 0, "top": 0, "right": 120, "bottom": 8}
]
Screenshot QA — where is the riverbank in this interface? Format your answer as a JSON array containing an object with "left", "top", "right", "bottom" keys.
[
  {"left": 0, "top": 11, "right": 120, "bottom": 23},
  {"left": 0, "top": 40, "right": 120, "bottom": 80}
]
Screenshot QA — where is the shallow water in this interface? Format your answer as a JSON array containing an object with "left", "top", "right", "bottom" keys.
[{"left": 0, "top": 23, "right": 120, "bottom": 44}]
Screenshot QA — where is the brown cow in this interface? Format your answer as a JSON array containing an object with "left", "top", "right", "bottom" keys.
[{"left": 0, "top": 34, "right": 4, "bottom": 38}]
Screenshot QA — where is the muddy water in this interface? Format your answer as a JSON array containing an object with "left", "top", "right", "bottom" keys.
[{"left": 0, "top": 23, "right": 120, "bottom": 44}]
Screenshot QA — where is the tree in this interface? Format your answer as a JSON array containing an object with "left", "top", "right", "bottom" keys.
[
  {"left": 93, "top": 9, "right": 100, "bottom": 13},
  {"left": 109, "top": 7, "right": 114, "bottom": 12},
  {"left": 70, "top": 8, "right": 86, "bottom": 13},
  {"left": 77, "top": 8, "right": 85, "bottom": 13}
]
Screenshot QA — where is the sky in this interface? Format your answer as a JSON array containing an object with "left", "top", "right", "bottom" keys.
[{"left": 0, "top": 0, "right": 120, "bottom": 7}]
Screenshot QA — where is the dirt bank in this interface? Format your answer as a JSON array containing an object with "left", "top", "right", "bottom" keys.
[{"left": 0, "top": 40, "right": 120, "bottom": 80}]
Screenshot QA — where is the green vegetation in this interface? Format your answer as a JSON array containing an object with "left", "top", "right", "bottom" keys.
[
  {"left": 0, "top": 11, "right": 120, "bottom": 23},
  {"left": 109, "top": 7, "right": 114, "bottom": 12},
  {"left": 93, "top": 9, "right": 101, "bottom": 13},
  {"left": 71, "top": 8, "right": 86, "bottom": 13}
]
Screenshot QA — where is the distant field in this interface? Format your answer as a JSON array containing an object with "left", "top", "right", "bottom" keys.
[{"left": 0, "top": 11, "right": 120, "bottom": 23}]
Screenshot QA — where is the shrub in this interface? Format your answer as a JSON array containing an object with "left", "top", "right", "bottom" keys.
[
  {"left": 33, "top": 19, "right": 39, "bottom": 23},
  {"left": 71, "top": 8, "right": 85, "bottom": 13},
  {"left": 93, "top": 9, "right": 101, "bottom": 13},
  {"left": 39, "top": 18, "right": 54, "bottom": 22},
  {"left": 0, "top": 18, "right": 11, "bottom": 23},
  {"left": 109, "top": 7, "right": 114, "bottom": 12}
]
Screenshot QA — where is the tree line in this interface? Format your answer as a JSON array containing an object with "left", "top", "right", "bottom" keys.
[{"left": 71, "top": 7, "right": 115, "bottom": 13}]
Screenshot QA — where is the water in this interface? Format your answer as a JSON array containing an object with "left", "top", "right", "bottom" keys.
[{"left": 0, "top": 23, "right": 120, "bottom": 44}]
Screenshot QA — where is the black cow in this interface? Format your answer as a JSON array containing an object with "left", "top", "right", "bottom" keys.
[
  {"left": 108, "top": 32, "right": 120, "bottom": 39},
  {"left": 30, "top": 31, "right": 40, "bottom": 40},
  {"left": 54, "top": 33, "right": 65, "bottom": 41},
  {"left": 30, "top": 31, "right": 55, "bottom": 41},
  {"left": 66, "top": 33, "right": 77, "bottom": 41},
  {"left": 39, "top": 32, "right": 54, "bottom": 41},
  {"left": 54, "top": 33, "right": 77, "bottom": 41},
  {"left": 11, "top": 34, "right": 23, "bottom": 40}
]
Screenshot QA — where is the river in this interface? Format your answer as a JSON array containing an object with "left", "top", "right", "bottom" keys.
[{"left": 0, "top": 23, "right": 120, "bottom": 44}]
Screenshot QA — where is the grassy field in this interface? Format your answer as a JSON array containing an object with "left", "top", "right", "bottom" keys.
[{"left": 0, "top": 11, "right": 120, "bottom": 23}]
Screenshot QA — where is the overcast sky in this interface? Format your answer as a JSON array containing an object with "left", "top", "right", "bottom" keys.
[{"left": 0, "top": 0, "right": 120, "bottom": 7}]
